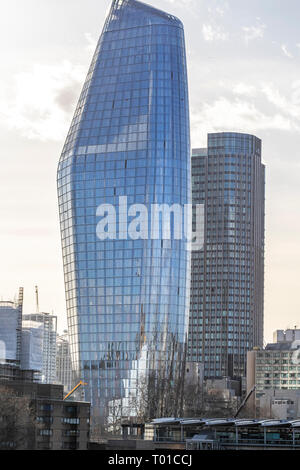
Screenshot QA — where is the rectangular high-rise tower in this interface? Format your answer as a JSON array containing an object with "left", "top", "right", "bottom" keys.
[
  {"left": 57, "top": 0, "right": 191, "bottom": 427},
  {"left": 22, "top": 312, "right": 57, "bottom": 383},
  {"left": 188, "top": 133, "right": 265, "bottom": 379}
]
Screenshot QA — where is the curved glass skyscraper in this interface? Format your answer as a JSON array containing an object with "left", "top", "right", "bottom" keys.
[{"left": 57, "top": 0, "right": 190, "bottom": 426}]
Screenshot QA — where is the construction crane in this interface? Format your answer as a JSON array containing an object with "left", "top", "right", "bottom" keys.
[
  {"left": 35, "top": 286, "right": 39, "bottom": 313},
  {"left": 63, "top": 380, "right": 88, "bottom": 401},
  {"left": 234, "top": 385, "right": 256, "bottom": 418}
]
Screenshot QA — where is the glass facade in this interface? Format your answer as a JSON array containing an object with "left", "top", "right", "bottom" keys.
[
  {"left": 57, "top": 0, "right": 190, "bottom": 425},
  {"left": 189, "top": 133, "right": 265, "bottom": 379},
  {"left": 22, "top": 313, "right": 57, "bottom": 383},
  {"left": 0, "top": 301, "right": 21, "bottom": 365}
]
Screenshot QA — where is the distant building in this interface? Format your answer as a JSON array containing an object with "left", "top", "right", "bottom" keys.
[
  {"left": 23, "top": 313, "right": 57, "bottom": 384},
  {"left": 0, "top": 302, "right": 21, "bottom": 366},
  {"left": 257, "top": 389, "right": 300, "bottom": 420},
  {"left": 0, "top": 289, "right": 23, "bottom": 366},
  {"left": 205, "top": 377, "right": 241, "bottom": 398},
  {"left": 247, "top": 343, "right": 300, "bottom": 394},
  {"left": 56, "top": 331, "right": 73, "bottom": 393},
  {"left": 203, "top": 377, "right": 241, "bottom": 416},
  {"left": 247, "top": 333, "right": 300, "bottom": 416},
  {"left": 273, "top": 329, "right": 300, "bottom": 344},
  {"left": 21, "top": 320, "right": 44, "bottom": 378},
  {"left": 0, "top": 362, "right": 36, "bottom": 382}
]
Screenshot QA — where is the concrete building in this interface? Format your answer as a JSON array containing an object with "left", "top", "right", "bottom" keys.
[
  {"left": 247, "top": 334, "right": 300, "bottom": 416},
  {"left": 205, "top": 377, "right": 241, "bottom": 398},
  {"left": 188, "top": 134, "right": 265, "bottom": 379},
  {"left": 257, "top": 389, "right": 300, "bottom": 420},
  {"left": 273, "top": 328, "right": 300, "bottom": 343},
  {"left": 203, "top": 377, "right": 241, "bottom": 416},
  {"left": 247, "top": 344, "right": 300, "bottom": 394},
  {"left": 0, "top": 365, "right": 90, "bottom": 450}
]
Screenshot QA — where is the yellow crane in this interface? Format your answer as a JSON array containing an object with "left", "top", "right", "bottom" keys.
[{"left": 63, "top": 380, "right": 88, "bottom": 401}]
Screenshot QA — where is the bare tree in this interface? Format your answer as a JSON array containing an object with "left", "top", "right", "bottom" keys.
[
  {"left": 0, "top": 386, "right": 36, "bottom": 449},
  {"left": 106, "top": 398, "right": 124, "bottom": 436},
  {"left": 128, "top": 333, "right": 188, "bottom": 422},
  {"left": 183, "top": 381, "right": 203, "bottom": 417},
  {"left": 89, "top": 328, "right": 190, "bottom": 439}
]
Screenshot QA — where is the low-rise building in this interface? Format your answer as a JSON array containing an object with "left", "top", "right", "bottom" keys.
[
  {"left": 256, "top": 389, "right": 300, "bottom": 420},
  {"left": 0, "top": 365, "right": 90, "bottom": 450},
  {"left": 247, "top": 333, "right": 300, "bottom": 416},
  {"left": 247, "top": 346, "right": 300, "bottom": 393}
]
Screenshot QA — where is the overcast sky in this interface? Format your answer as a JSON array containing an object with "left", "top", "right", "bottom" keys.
[{"left": 0, "top": 0, "right": 299, "bottom": 341}]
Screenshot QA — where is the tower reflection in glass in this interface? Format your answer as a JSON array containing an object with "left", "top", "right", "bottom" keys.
[{"left": 57, "top": 0, "right": 190, "bottom": 427}]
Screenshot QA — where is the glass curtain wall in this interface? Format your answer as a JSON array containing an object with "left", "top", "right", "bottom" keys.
[{"left": 57, "top": 0, "right": 190, "bottom": 427}]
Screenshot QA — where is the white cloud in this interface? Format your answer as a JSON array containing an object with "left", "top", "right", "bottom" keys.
[
  {"left": 202, "top": 23, "right": 228, "bottom": 42},
  {"left": 261, "top": 83, "right": 288, "bottom": 110},
  {"left": 261, "top": 82, "right": 300, "bottom": 119},
  {"left": 233, "top": 83, "right": 257, "bottom": 96},
  {"left": 165, "top": 0, "right": 195, "bottom": 4},
  {"left": 242, "top": 21, "right": 266, "bottom": 44},
  {"left": 214, "top": 79, "right": 300, "bottom": 130},
  {"left": 0, "top": 61, "right": 85, "bottom": 141},
  {"left": 84, "top": 32, "right": 98, "bottom": 53},
  {"left": 164, "top": 0, "right": 200, "bottom": 17},
  {"left": 208, "top": 2, "right": 229, "bottom": 17},
  {"left": 281, "top": 44, "right": 293, "bottom": 59},
  {"left": 190, "top": 97, "right": 297, "bottom": 146}
]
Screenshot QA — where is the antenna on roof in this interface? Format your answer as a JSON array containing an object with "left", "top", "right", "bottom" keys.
[{"left": 35, "top": 286, "right": 39, "bottom": 313}]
